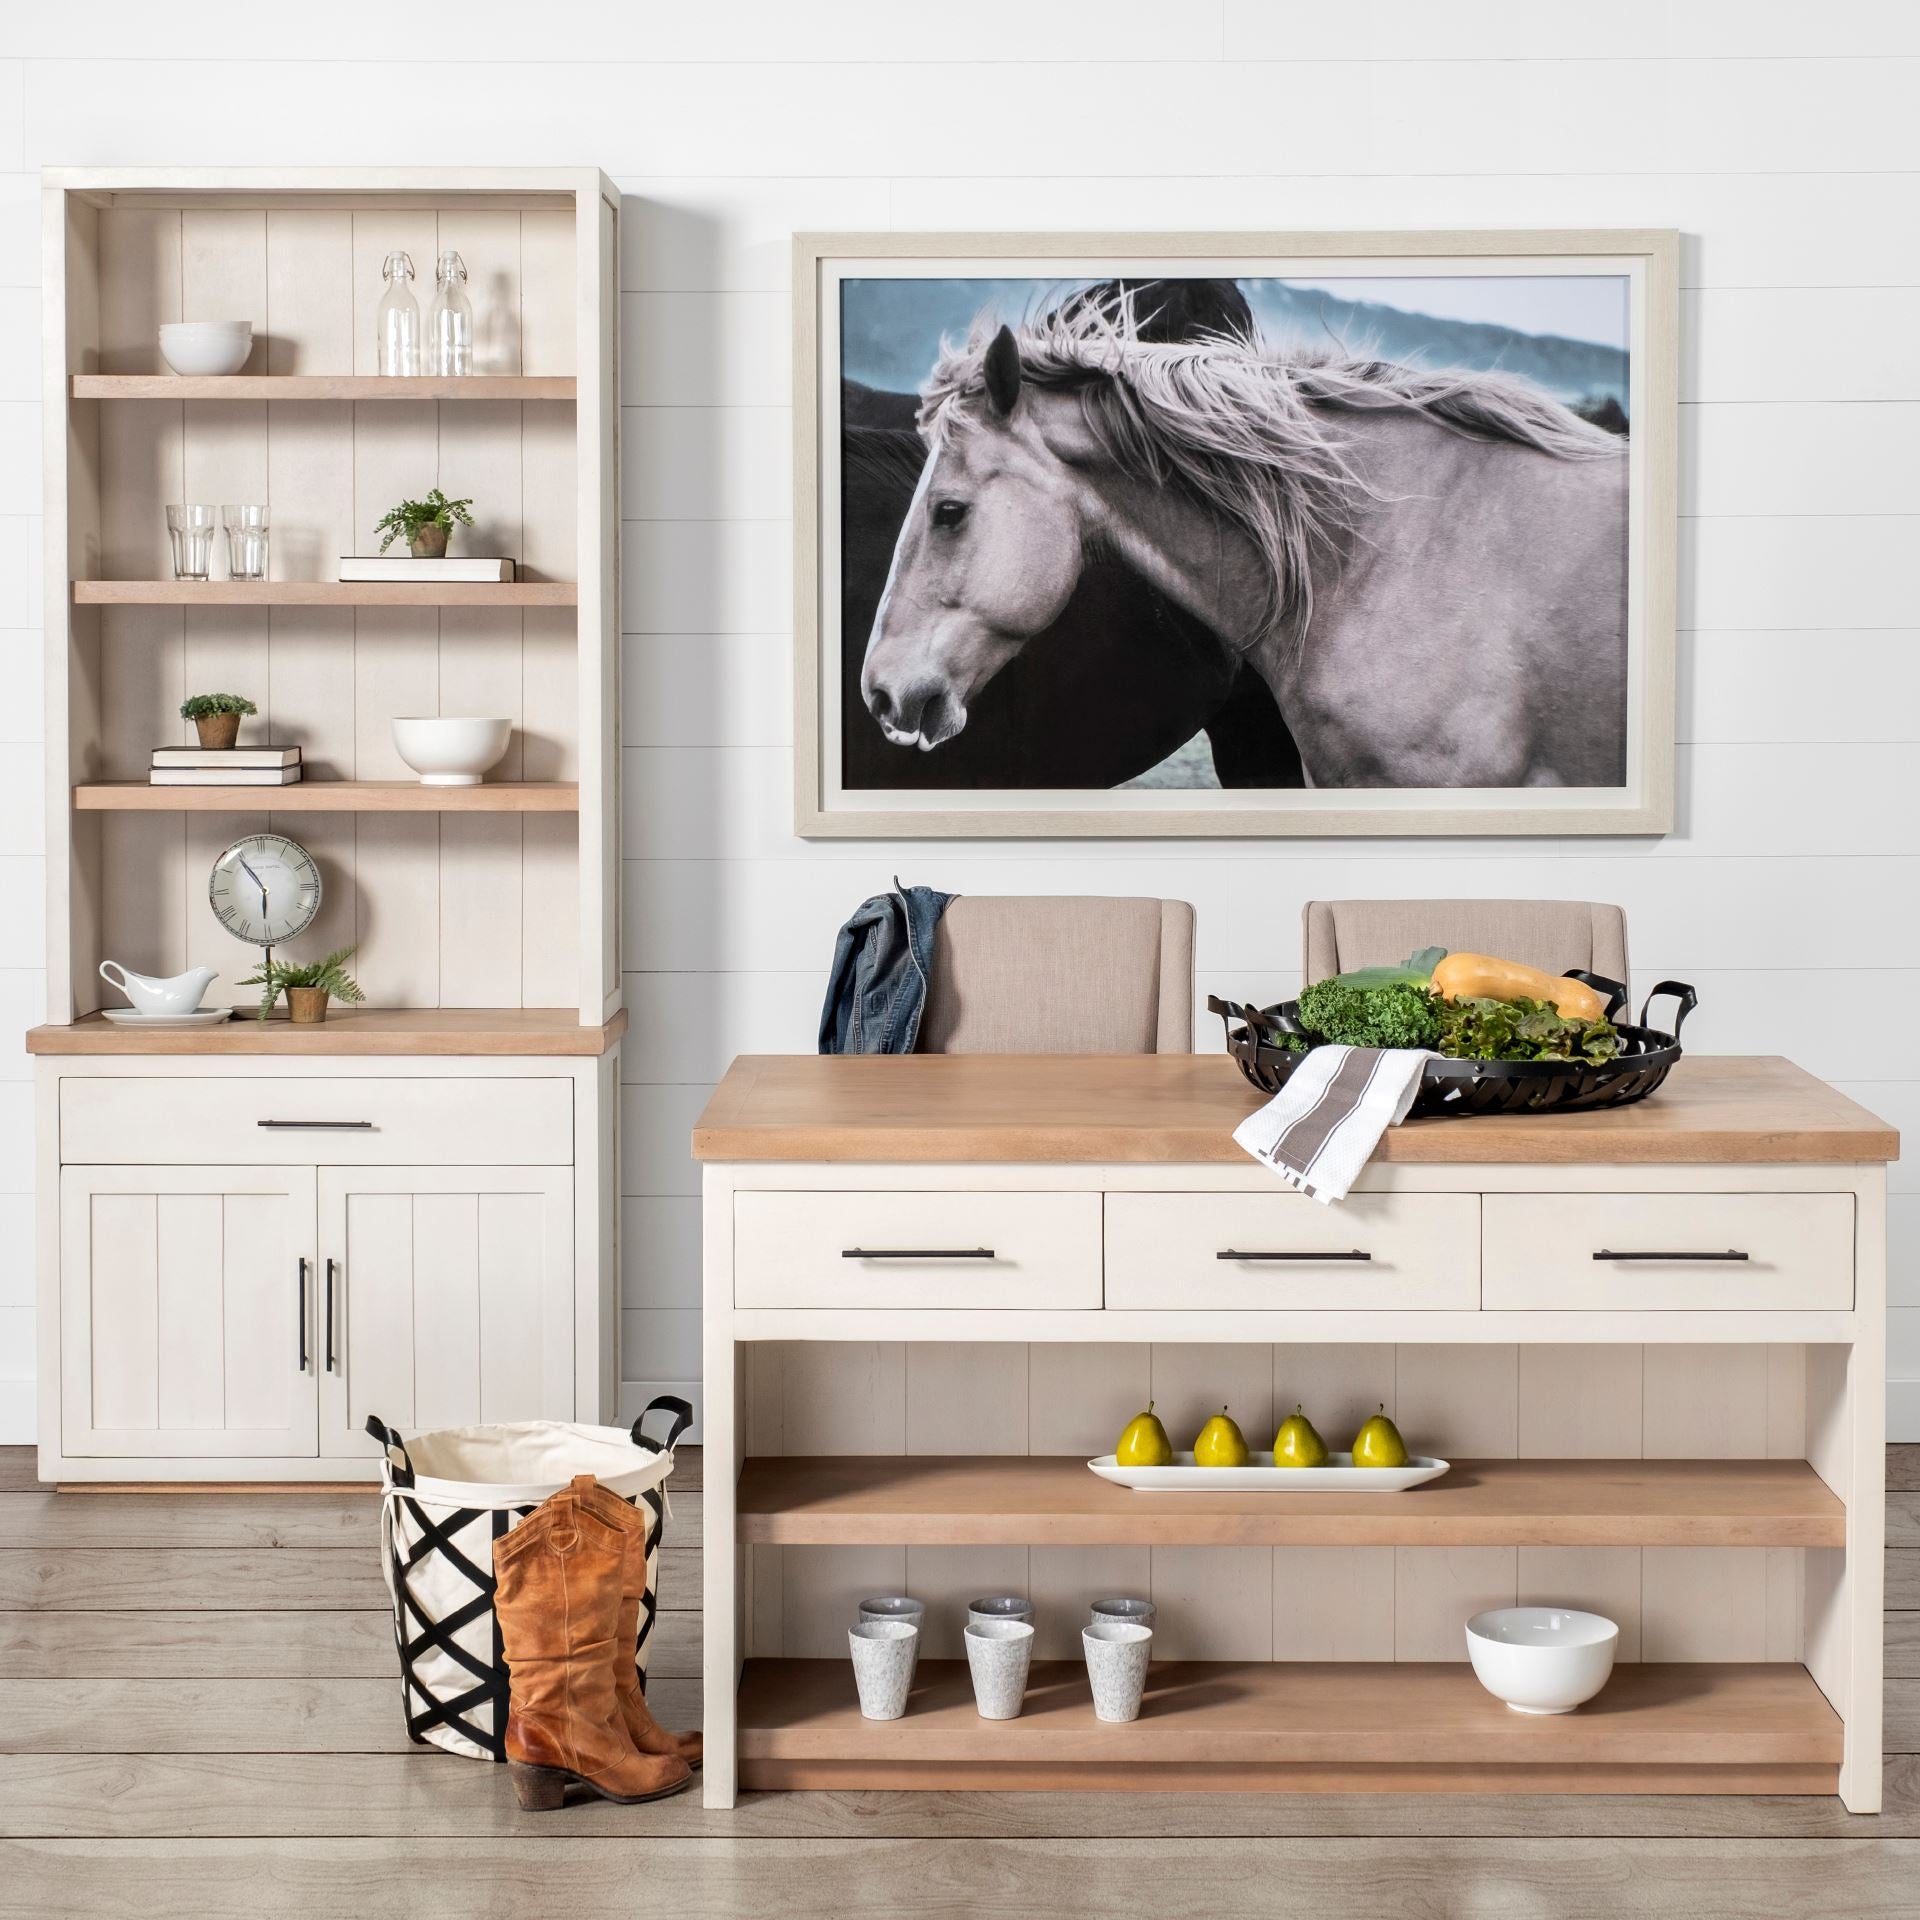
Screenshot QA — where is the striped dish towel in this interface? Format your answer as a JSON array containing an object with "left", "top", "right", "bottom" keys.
[{"left": 1232, "top": 1045, "right": 1429, "bottom": 1204}]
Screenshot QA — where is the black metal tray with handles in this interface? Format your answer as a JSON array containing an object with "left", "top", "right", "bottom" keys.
[{"left": 1208, "top": 974, "right": 1698, "bottom": 1119}]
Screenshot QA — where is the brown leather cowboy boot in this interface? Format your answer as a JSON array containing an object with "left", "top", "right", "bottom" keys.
[
  {"left": 492, "top": 1480, "right": 691, "bottom": 1810},
  {"left": 571, "top": 1477, "right": 704, "bottom": 1770}
]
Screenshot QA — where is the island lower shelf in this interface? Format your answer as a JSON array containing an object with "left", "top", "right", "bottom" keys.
[
  {"left": 735, "top": 1658, "right": 1843, "bottom": 1795},
  {"left": 735, "top": 1455, "right": 1847, "bottom": 1548}
]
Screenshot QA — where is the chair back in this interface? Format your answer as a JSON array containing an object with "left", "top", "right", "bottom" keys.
[
  {"left": 1301, "top": 899, "right": 1629, "bottom": 990},
  {"left": 921, "top": 897, "right": 1195, "bottom": 1054}
]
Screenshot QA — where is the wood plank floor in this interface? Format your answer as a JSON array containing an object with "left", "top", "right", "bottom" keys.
[{"left": 3, "top": 1443, "right": 1917, "bottom": 1918}]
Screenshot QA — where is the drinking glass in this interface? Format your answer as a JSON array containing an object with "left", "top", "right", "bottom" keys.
[
  {"left": 223, "top": 505, "right": 270, "bottom": 580},
  {"left": 166, "top": 505, "right": 218, "bottom": 581}
]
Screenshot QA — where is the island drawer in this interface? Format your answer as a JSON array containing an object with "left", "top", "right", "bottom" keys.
[
  {"left": 1482, "top": 1193, "right": 1855, "bottom": 1310},
  {"left": 61, "top": 1077, "right": 574, "bottom": 1166},
  {"left": 1104, "top": 1191, "right": 1480, "bottom": 1310},
  {"left": 733, "top": 1190, "right": 1102, "bottom": 1309}
]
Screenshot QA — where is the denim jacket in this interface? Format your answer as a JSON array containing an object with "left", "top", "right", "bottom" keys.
[{"left": 817, "top": 880, "right": 955, "bottom": 1055}]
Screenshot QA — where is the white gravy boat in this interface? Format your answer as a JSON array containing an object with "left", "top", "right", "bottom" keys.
[{"left": 99, "top": 961, "right": 218, "bottom": 1017}]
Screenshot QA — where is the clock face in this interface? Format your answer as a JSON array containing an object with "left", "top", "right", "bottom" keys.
[{"left": 208, "top": 833, "right": 323, "bottom": 946}]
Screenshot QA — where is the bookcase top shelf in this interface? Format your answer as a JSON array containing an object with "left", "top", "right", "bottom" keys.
[
  {"left": 73, "top": 581, "right": 578, "bottom": 608},
  {"left": 74, "top": 782, "right": 581, "bottom": 813},
  {"left": 70, "top": 374, "right": 577, "bottom": 400}
]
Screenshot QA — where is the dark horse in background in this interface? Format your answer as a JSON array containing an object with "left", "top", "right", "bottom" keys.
[{"left": 839, "top": 279, "right": 1304, "bottom": 791}]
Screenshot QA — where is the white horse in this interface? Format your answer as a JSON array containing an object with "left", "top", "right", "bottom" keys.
[{"left": 860, "top": 291, "right": 1629, "bottom": 788}]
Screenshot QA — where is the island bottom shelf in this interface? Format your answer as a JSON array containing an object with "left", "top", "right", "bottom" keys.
[{"left": 734, "top": 1657, "right": 1842, "bottom": 1795}]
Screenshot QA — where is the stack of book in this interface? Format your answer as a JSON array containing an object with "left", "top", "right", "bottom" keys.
[
  {"left": 338, "top": 556, "right": 517, "bottom": 583},
  {"left": 150, "top": 745, "right": 303, "bottom": 788}
]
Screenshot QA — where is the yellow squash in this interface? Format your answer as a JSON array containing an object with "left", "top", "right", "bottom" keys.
[{"left": 1429, "top": 951, "right": 1607, "bottom": 1022}]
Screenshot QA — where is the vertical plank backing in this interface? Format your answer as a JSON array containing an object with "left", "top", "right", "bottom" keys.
[
  {"left": 154, "top": 1193, "right": 222, "bottom": 1430},
  {"left": 97, "top": 207, "right": 186, "bottom": 980}
]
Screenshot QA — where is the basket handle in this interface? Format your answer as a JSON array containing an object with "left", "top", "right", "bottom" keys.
[
  {"left": 631, "top": 1395, "right": 694, "bottom": 1456},
  {"left": 1638, "top": 980, "right": 1698, "bottom": 1038},
  {"left": 1564, "top": 971, "right": 1629, "bottom": 1021},
  {"left": 363, "top": 1413, "right": 415, "bottom": 1487}
]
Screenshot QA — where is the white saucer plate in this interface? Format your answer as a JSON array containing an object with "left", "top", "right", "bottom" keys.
[
  {"left": 1088, "top": 1451, "right": 1450, "bottom": 1493},
  {"left": 101, "top": 1007, "right": 235, "bottom": 1028}
]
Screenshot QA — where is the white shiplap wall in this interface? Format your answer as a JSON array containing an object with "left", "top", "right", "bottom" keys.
[{"left": 1, "top": 3, "right": 1916, "bottom": 1443}]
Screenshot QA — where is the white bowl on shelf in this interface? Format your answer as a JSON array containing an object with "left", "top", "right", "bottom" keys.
[
  {"left": 1465, "top": 1606, "right": 1618, "bottom": 1715},
  {"left": 391, "top": 716, "right": 512, "bottom": 787},
  {"left": 158, "top": 320, "right": 254, "bottom": 376}
]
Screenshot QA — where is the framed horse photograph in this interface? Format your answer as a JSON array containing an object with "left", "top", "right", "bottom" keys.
[{"left": 793, "top": 230, "right": 1678, "bottom": 838}]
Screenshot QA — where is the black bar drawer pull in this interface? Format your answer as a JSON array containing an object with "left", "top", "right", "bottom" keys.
[
  {"left": 1218, "top": 1248, "right": 1372, "bottom": 1262},
  {"left": 296, "top": 1258, "right": 309, "bottom": 1372},
  {"left": 258, "top": 1119, "right": 374, "bottom": 1130},
  {"left": 1593, "top": 1249, "right": 1749, "bottom": 1262},
  {"left": 325, "top": 1259, "right": 339, "bottom": 1373},
  {"left": 841, "top": 1247, "right": 996, "bottom": 1260}
]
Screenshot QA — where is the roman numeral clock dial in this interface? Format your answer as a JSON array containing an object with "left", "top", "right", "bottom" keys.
[{"left": 209, "top": 833, "right": 324, "bottom": 954}]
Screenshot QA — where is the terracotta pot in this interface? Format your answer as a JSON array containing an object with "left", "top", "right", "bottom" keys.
[
  {"left": 408, "top": 523, "right": 449, "bottom": 560},
  {"left": 194, "top": 710, "right": 241, "bottom": 751},
  {"left": 286, "top": 986, "right": 330, "bottom": 1025}
]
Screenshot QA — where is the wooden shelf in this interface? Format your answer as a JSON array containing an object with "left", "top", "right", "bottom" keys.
[
  {"left": 73, "top": 581, "right": 577, "bottom": 608},
  {"left": 736, "top": 1659, "right": 1842, "bottom": 1795},
  {"left": 735, "top": 1455, "right": 1846, "bottom": 1548},
  {"left": 27, "top": 1007, "right": 627, "bottom": 1057},
  {"left": 70, "top": 374, "right": 576, "bottom": 401},
  {"left": 74, "top": 781, "right": 579, "bottom": 813}
]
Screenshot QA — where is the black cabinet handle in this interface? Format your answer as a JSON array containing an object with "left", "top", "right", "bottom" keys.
[
  {"left": 296, "top": 1258, "right": 309, "bottom": 1372},
  {"left": 1593, "top": 1249, "right": 1749, "bottom": 1262},
  {"left": 840, "top": 1247, "right": 996, "bottom": 1260},
  {"left": 325, "top": 1259, "right": 338, "bottom": 1373},
  {"left": 1217, "top": 1248, "right": 1372, "bottom": 1262},
  {"left": 257, "top": 1119, "right": 374, "bottom": 1130}
]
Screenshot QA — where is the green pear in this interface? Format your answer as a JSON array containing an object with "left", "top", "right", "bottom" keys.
[
  {"left": 1114, "top": 1400, "right": 1174, "bottom": 1468},
  {"left": 1272, "top": 1404, "right": 1329, "bottom": 1468},
  {"left": 1351, "top": 1404, "right": 1409, "bottom": 1469},
  {"left": 1193, "top": 1406, "right": 1250, "bottom": 1468}
]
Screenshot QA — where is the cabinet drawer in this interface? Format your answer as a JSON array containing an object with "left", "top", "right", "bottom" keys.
[
  {"left": 62, "top": 1077, "right": 572, "bottom": 1166},
  {"left": 734, "top": 1191, "right": 1101, "bottom": 1309},
  {"left": 1482, "top": 1194, "right": 1854, "bottom": 1310},
  {"left": 1104, "top": 1192, "right": 1479, "bottom": 1311}
]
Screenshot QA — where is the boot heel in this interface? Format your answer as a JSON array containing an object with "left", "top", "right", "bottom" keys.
[{"left": 509, "top": 1762, "right": 573, "bottom": 1811}]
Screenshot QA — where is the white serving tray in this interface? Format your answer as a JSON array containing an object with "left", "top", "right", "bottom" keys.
[{"left": 1088, "top": 1451, "right": 1450, "bottom": 1493}]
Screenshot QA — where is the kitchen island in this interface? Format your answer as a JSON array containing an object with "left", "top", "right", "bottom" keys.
[{"left": 692, "top": 1054, "right": 1897, "bottom": 1810}]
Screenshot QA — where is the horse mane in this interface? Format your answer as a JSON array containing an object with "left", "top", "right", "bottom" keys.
[{"left": 917, "top": 286, "right": 1624, "bottom": 650}]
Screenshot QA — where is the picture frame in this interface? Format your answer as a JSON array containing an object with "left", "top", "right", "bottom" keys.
[{"left": 793, "top": 229, "right": 1677, "bottom": 840}]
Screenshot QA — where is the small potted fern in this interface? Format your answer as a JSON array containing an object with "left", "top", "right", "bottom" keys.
[
  {"left": 239, "top": 945, "right": 365, "bottom": 1025},
  {"left": 180, "top": 691, "right": 257, "bottom": 751},
  {"left": 374, "top": 488, "right": 475, "bottom": 560}
]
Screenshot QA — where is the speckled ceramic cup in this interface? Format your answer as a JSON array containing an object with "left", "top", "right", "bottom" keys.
[
  {"left": 848, "top": 1618, "right": 919, "bottom": 1721},
  {"left": 858, "top": 1596, "right": 926, "bottom": 1630},
  {"left": 963, "top": 1617, "right": 1035, "bottom": 1720},
  {"left": 1082, "top": 1620, "right": 1153, "bottom": 1723},
  {"left": 966, "top": 1595, "right": 1035, "bottom": 1629},
  {"left": 1089, "top": 1596, "right": 1155, "bottom": 1633}
]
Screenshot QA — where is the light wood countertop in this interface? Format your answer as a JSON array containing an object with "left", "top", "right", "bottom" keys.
[
  {"left": 692, "top": 1053, "right": 1899, "bottom": 1165},
  {"left": 28, "top": 1007, "right": 627, "bottom": 1057}
]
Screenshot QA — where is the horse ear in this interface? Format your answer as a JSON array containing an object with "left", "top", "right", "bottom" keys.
[{"left": 983, "top": 325, "right": 1022, "bottom": 419}]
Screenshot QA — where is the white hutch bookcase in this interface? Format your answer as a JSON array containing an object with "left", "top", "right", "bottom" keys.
[{"left": 30, "top": 168, "right": 625, "bottom": 1482}]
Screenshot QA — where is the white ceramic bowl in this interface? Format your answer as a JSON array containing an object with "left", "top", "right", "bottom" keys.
[
  {"left": 159, "top": 321, "right": 254, "bottom": 376},
  {"left": 392, "top": 716, "right": 512, "bottom": 787},
  {"left": 1465, "top": 1606, "right": 1618, "bottom": 1715}
]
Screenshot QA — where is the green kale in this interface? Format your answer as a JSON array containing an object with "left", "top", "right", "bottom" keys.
[
  {"left": 1434, "top": 996, "right": 1620, "bottom": 1063},
  {"left": 1294, "top": 978, "right": 1441, "bottom": 1050}
]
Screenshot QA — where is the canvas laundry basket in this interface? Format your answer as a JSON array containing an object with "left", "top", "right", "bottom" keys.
[{"left": 369, "top": 1397, "right": 692, "bottom": 1762}]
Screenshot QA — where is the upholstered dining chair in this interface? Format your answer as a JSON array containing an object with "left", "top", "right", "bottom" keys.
[
  {"left": 1301, "top": 899, "right": 1630, "bottom": 991},
  {"left": 919, "top": 897, "right": 1196, "bottom": 1053}
]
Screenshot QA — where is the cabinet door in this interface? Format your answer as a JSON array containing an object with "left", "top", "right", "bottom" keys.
[
  {"left": 317, "top": 1166, "right": 574, "bottom": 1458},
  {"left": 60, "top": 1165, "right": 319, "bottom": 1458}
]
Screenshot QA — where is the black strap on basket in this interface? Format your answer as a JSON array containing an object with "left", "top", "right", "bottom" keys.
[
  {"left": 364, "top": 1413, "right": 416, "bottom": 1487},
  {"left": 1639, "top": 980, "right": 1697, "bottom": 1037},
  {"left": 631, "top": 1395, "right": 694, "bottom": 1455}
]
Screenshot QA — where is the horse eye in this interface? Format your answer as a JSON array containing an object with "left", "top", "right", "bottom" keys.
[{"left": 931, "top": 499, "right": 969, "bottom": 531}]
